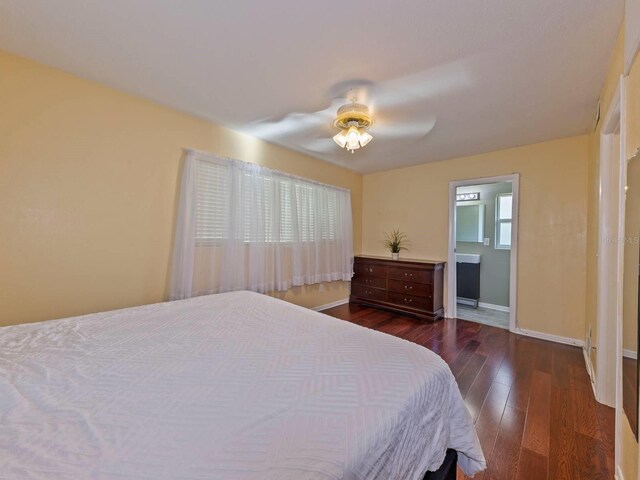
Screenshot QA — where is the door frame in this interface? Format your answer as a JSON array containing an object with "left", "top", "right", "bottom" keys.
[
  {"left": 447, "top": 174, "right": 520, "bottom": 332},
  {"left": 595, "top": 78, "right": 623, "bottom": 410}
]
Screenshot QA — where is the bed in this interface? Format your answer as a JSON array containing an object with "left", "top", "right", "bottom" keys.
[{"left": 0, "top": 291, "right": 485, "bottom": 479}]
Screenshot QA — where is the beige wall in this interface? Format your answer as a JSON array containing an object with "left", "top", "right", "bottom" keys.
[
  {"left": 626, "top": 45, "right": 640, "bottom": 159},
  {"left": 0, "top": 49, "right": 362, "bottom": 327},
  {"left": 362, "top": 135, "right": 589, "bottom": 340}
]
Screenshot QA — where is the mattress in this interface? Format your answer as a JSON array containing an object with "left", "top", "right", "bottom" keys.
[{"left": 0, "top": 291, "right": 485, "bottom": 479}]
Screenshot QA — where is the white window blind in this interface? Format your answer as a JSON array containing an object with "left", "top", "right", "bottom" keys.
[
  {"left": 195, "top": 159, "right": 341, "bottom": 244},
  {"left": 195, "top": 161, "right": 229, "bottom": 241},
  {"left": 170, "top": 149, "right": 354, "bottom": 299}
]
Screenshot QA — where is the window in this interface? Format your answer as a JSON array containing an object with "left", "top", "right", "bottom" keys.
[
  {"left": 495, "top": 193, "right": 512, "bottom": 250},
  {"left": 169, "top": 149, "right": 353, "bottom": 300},
  {"left": 195, "top": 160, "right": 341, "bottom": 244}
]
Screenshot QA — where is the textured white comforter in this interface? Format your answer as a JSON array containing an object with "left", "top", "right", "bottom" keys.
[{"left": 0, "top": 291, "right": 485, "bottom": 479}]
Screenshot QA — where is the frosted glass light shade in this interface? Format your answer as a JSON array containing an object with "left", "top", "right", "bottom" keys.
[
  {"left": 333, "top": 131, "right": 347, "bottom": 148},
  {"left": 359, "top": 131, "right": 373, "bottom": 147}
]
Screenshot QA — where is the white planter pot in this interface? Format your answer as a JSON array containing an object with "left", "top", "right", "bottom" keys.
[{"left": 391, "top": 253, "right": 399, "bottom": 260}]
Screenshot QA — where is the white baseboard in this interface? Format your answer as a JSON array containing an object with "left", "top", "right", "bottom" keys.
[
  {"left": 313, "top": 298, "right": 349, "bottom": 312},
  {"left": 616, "top": 464, "right": 624, "bottom": 480},
  {"left": 514, "top": 327, "right": 584, "bottom": 347},
  {"left": 456, "top": 297, "right": 477, "bottom": 307},
  {"left": 478, "top": 302, "right": 510, "bottom": 313},
  {"left": 623, "top": 349, "right": 638, "bottom": 359},
  {"left": 582, "top": 346, "right": 598, "bottom": 399}
]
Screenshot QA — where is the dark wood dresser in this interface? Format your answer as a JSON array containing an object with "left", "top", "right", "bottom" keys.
[{"left": 350, "top": 255, "right": 445, "bottom": 322}]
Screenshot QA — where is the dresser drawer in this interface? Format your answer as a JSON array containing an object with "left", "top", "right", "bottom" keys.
[
  {"left": 388, "top": 266, "right": 432, "bottom": 284},
  {"left": 354, "top": 262, "right": 386, "bottom": 278},
  {"left": 387, "top": 279, "right": 432, "bottom": 296},
  {"left": 352, "top": 274, "right": 386, "bottom": 289},
  {"left": 387, "top": 291, "right": 433, "bottom": 311},
  {"left": 351, "top": 284, "right": 386, "bottom": 302}
]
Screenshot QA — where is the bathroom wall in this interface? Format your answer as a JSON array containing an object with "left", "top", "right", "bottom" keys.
[{"left": 456, "top": 182, "right": 512, "bottom": 308}]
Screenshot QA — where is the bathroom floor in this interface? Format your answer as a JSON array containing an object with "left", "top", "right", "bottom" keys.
[{"left": 456, "top": 304, "right": 509, "bottom": 329}]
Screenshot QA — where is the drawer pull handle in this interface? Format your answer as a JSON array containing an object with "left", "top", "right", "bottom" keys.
[
  {"left": 404, "top": 272, "right": 413, "bottom": 277},
  {"left": 404, "top": 298, "right": 412, "bottom": 303},
  {"left": 404, "top": 285, "right": 413, "bottom": 290},
  {"left": 368, "top": 268, "right": 373, "bottom": 273}
]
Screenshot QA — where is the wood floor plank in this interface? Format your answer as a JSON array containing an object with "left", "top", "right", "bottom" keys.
[
  {"left": 464, "top": 360, "right": 504, "bottom": 422},
  {"left": 484, "top": 406, "right": 526, "bottom": 479},
  {"left": 571, "top": 371, "right": 603, "bottom": 441},
  {"left": 596, "top": 401, "right": 616, "bottom": 475},
  {"left": 449, "top": 340, "right": 481, "bottom": 377},
  {"left": 456, "top": 353, "right": 487, "bottom": 398},
  {"left": 575, "top": 431, "right": 612, "bottom": 479},
  {"left": 473, "top": 381, "right": 511, "bottom": 460},
  {"left": 548, "top": 350, "right": 581, "bottom": 479},
  {"left": 516, "top": 448, "right": 548, "bottom": 480},
  {"left": 320, "top": 304, "right": 615, "bottom": 479},
  {"left": 522, "top": 370, "right": 551, "bottom": 457}
]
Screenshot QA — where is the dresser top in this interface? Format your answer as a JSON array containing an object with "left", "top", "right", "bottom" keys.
[{"left": 355, "top": 255, "right": 446, "bottom": 266}]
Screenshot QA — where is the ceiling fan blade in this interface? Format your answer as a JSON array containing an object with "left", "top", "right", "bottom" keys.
[
  {"left": 328, "top": 62, "right": 471, "bottom": 113},
  {"left": 372, "top": 116, "right": 437, "bottom": 139},
  {"left": 243, "top": 105, "right": 335, "bottom": 140},
  {"left": 302, "top": 138, "right": 341, "bottom": 153}
]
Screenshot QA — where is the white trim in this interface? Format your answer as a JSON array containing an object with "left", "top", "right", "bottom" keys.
[
  {"left": 514, "top": 327, "right": 583, "bottom": 347},
  {"left": 623, "top": 349, "right": 638, "bottom": 360},
  {"left": 583, "top": 346, "right": 598, "bottom": 400},
  {"left": 477, "top": 302, "right": 510, "bottom": 312},
  {"left": 595, "top": 78, "right": 622, "bottom": 409},
  {"left": 448, "top": 174, "right": 519, "bottom": 334},
  {"left": 615, "top": 464, "right": 624, "bottom": 480},
  {"left": 313, "top": 298, "right": 349, "bottom": 312},
  {"left": 456, "top": 298, "right": 478, "bottom": 307},
  {"left": 612, "top": 76, "right": 627, "bottom": 475}
]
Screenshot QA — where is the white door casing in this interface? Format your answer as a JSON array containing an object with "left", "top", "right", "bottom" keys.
[{"left": 447, "top": 174, "right": 519, "bottom": 333}]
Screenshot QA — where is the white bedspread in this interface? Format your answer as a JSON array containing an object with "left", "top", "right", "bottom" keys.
[{"left": 0, "top": 291, "right": 485, "bottom": 479}]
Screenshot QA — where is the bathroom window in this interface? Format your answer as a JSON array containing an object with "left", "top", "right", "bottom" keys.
[{"left": 495, "top": 193, "right": 512, "bottom": 250}]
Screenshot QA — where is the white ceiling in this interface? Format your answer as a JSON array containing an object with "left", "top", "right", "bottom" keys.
[{"left": 0, "top": 0, "right": 623, "bottom": 173}]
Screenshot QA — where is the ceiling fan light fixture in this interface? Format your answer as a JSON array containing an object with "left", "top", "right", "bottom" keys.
[{"left": 332, "top": 103, "right": 374, "bottom": 153}]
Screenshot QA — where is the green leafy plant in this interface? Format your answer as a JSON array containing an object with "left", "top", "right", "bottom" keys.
[{"left": 382, "top": 228, "right": 410, "bottom": 254}]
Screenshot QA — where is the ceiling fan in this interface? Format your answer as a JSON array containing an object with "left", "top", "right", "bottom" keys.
[{"left": 245, "top": 78, "right": 438, "bottom": 156}]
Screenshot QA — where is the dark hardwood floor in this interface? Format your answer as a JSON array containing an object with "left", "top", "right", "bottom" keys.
[{"left": 321, "top": 303, "right": 615, "bottom": 480}]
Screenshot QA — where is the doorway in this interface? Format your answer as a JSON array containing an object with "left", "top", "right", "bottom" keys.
[
  {"left": 447, "top": 174, "right": 519, "bottom": 333},
  {"left": 594, "top": 79, "right": 623, "bottom": 410}
]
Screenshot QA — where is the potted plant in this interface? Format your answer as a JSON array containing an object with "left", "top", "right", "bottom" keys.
[{"left": 382, "top": 228, "right": 409, "bottom": 260}]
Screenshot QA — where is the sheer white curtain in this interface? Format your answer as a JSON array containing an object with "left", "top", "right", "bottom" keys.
[{"left": 169, "top": 149, "right": 353, "bottom": 300}]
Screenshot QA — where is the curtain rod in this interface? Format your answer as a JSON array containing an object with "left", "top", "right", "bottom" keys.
[{"left": 182, "top": 148, "right": 352, "bottom": 194}]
